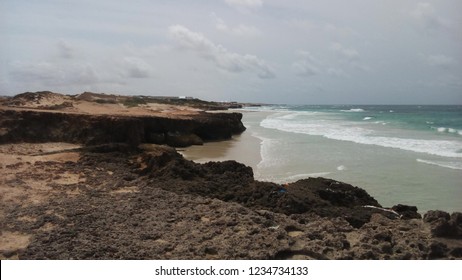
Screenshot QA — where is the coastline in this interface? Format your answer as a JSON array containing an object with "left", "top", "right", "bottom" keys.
[
  {"left": 1, "top": 92, "right": 462, "bottom": 260},
  {"left": 180, "top": 110, "right": 271, "bottom": 170},
  {"left": 198, "top": 109, "right": 462, "bottom": 213}
]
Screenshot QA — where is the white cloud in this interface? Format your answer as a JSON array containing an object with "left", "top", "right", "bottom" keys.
[
  {"left": 292, "top": 51, "right": 321, "bottom": 77},
  {"left": 225, "top": 0, "right": 263, "bottom": 10},
  {"left": 231, "top": 24, "right": 261, "bottom": 37},
  {"left": 329, "top": 42, "right": 370, "bottom": 72},
  {"left": 410, "top": 2, "right": 450, "bottom": 32},
  {"left": 169, "top": 25, "right": 274, "bottom": 79},
  {"left": 330, "top": 42, "right": 360, "bottom": 62},
  {"left": 213, "top": 15, "right": 229, "bottom": 31},
  {"left": 211, "top": 13, "right": 261, "bottom": 37},
  {"left": 427, "top": 54, "right": 456, "bottom": 68}
]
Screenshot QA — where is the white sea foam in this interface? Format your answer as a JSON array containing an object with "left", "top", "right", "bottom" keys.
[
  {"left": 261, "top": 113, "right": 462, "bottom": 158},
  {"left": 341, "top": 108, "right": 364, "bottom": 112},
  {"left": 434, "top": 127, "right": 462, "bottom": 135},
  {"left": 363, "top": 117, "right": 373, "bottom": 121},
  {"left": 239, "top": 106, "right": 289, "bottom": 113},
  {"left": 253, "top": 134, "right": 288, "bottom": 169},
  {"left": 336, "top": 165, "right": 347, "bottom": 171},
  {"left": 286, "top": 172, "right": 332, "bottom": 182},
  {"left": 416, "top": 159, "right": 462, "bottom": 170}
]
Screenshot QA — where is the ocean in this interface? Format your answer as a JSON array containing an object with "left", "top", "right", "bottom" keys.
[{"left": 242, "top": 105, "right": 462, "bottom": 213}]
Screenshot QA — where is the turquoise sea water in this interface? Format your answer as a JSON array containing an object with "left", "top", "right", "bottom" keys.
[{"left": 243, "top": 105, "right": 462, "bottom": 213}]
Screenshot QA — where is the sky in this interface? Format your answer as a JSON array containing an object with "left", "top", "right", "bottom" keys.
[{"left": 1, "top": 0, "right": 461, "bottom": 104}]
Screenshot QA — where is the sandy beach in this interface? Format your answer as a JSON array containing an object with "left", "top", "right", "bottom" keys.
[
  {"left": 180, "top": 111, "right": 268, "bottom": 169},
  {"left": 1, "top": 92, "right": 462, "bottom": 260}
]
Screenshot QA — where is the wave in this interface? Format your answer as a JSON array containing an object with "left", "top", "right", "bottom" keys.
[
  {"left": 416, "top": 159, "right": 462, "bottom": 170},
  {"left": 341, "top": 108, "right": 364, "bottom": 112},
  {"left": 363, "top": 117, "right": 373, "bottom": 121},
  {"left": 434, "top": 127, "right": 462, "bottom": 135},
  {"left": 285, "top": 172, "right": 332, "bottom": 182},
  {"left": 336, "top": 165, "right": 347, "bottom": 171},
  {"left": 253, "top": 134, "right": 290, "bottom": 169},
  {"left": 261, "top": 113, "right": 462, "bottom": 158},
  {"left": 374, "top": 121, "right": 388, "bottom": 125},
  {"left": 240, "top": 105, "right": 290, "bottom": 112}
]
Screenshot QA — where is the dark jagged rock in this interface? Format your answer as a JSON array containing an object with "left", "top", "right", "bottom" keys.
[
  {"left": 424, "top": 210, "right": 462, "bottom": 238},
  {"left": 2, "top": 144, "right": 462, "bottom": 260},
  {"left": 392, "top": 204, "right": 421, "bottom": 220},
  {"left": 1, "top": 92, "right": 461, "bottom": 260},
  {"left": 0, "top": 109, "right": 245, "bottom": 147},
  {"left": 140, "top": 150, "right": 381, "bottom": 228}
]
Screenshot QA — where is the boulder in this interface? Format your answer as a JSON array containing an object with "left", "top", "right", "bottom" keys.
[
  {"left": 424, "top": 210, "right": 462, "bottom": 238},
  {"left": 392, "top": 204, "right": 421, "bottom": 219}
]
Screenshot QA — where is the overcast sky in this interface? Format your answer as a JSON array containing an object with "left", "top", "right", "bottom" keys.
[{"left": 1, "top": 0, "right": 461, "bottom": 104}]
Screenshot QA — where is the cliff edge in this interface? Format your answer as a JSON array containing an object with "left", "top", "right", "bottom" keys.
[{"left": 1, "top": 92, "right": 461, "bottom": 260}]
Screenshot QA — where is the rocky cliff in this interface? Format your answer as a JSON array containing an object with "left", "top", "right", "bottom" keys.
[
  {"left": 0, "top": 109, "right": 245, "bottom": 147},
  {"left": 1, "top": 92, "right": 461, "bottom": 260}
]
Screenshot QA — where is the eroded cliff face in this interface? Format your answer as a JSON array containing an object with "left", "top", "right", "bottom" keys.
[{"left": 0, "top": 109, "right": 245, "bottom": 147}]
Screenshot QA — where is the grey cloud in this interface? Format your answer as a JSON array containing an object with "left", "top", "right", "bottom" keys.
[
  {"left": 327, "top": 67, "right": 347, "bottom": 77},
  {"left": 230, "top": 24, "right": 261, "bottom": 37},
  {"left": 2, "top": 1, "right": 461, "bottom": 104},
  {"left": 410, "top": 2, "right": 450, "bottom": 32},
  {"left": 57, "top": 40, "right": 75, "bottom": 59},
  {"left": 9, "top": 61, "right": 59, "bottom": 85},
  {"left": 169, "top": 25, "right": 274, "bottom": 79},
  {"left": 427, "top": 54, "right": 456, "bottom": 68},
  {"left": 292, "top": 51, "right": 321, "bottom": 77},
  {"left": 225, "top": 0, "right": 263, "bottom": 10},
  {"left": 285, "top": 19, "right": 317, "bottom": 31},
  {"left": 323, "top": 24, "right": 357, "bottom": 38},
  {"left": 9, "top": 61, "right": 100, "bottom": 86},
  {"left": 211, "top": 14, "right": 261, "bottom": 37},
  {"left": 76, "top": 65, "right": 100, "bottom": 84},
  {"left": 330, "top": 42, "right": 369, "bottom": 72},
  {"left": 122, "top": 57, "right": 151, "bottom": 78},
  {"left": 330, "top": 43, "right": 360, "bottom": 62}
]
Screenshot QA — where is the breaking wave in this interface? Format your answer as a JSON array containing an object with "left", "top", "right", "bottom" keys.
[
  {"left": 261, "top": 112, "right": 462, "bottom": 158},
  {"left": 341, "top": 108, "right": 365, "bottom": 112},
  {"left": 416, "top": 159, "right": 462, "bottom": 170},
  {"left": 434, "top": 127, "right": 462, "bottom": 135}
]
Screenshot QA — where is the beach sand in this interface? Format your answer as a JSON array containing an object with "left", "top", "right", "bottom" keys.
[
  {"left": 2, "top": 96, "right": 461, "bottom": 259},
  {"left": 180, "top": 111, "right": 269, "bottom": 170}
]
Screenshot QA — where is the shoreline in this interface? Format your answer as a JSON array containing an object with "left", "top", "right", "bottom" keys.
[
  {"left": 180, "top": 110, "right": 272, "bottom": 170},
  {"left": 204, "top": 109, "right": 462, "bottom": 214},
  {"left": 1, "top": 92, "right": 461, "bottom": 260}
]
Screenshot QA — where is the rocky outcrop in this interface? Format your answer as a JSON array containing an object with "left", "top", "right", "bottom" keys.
[
  {"left": 1, "top": 92, "right": 461, "bottom": 260},
  {"left": 137, "top": 147, "right": 406, "bottom": 229},
  {"left": 424, "top": 211, "right": 462, "bottom": 238},
  {"left": 0, "top": 109, "right": 245, "bottom": 147},
  {"left": 2, "top": 144, "right": 460, "bottom": 260}
]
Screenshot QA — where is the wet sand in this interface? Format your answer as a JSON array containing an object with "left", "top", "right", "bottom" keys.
[{"left": 180, "top": 111, "right": 269, "bottom": 170}]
